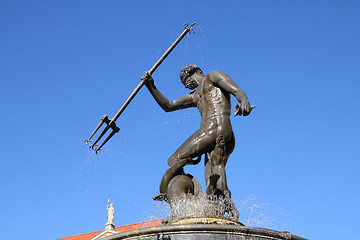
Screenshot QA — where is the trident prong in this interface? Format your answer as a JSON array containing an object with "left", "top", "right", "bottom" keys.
[
  {"left": 90, "top": 143, "right": 98, "bottom": 149},
  {"left": 95, "top": 148, "right": 103, "bottom": 154},
  {"left": 183, "top": 22, "right": 198, "bottom": 34}
]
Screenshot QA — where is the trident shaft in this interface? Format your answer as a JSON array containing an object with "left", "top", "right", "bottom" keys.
[{"left": 85, "top": 23, "right": 198, "bottom": 153}]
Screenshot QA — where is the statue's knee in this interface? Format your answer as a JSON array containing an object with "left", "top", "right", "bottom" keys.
[{"left": 167, "top": 155, "right": 178, "bottom": 166}]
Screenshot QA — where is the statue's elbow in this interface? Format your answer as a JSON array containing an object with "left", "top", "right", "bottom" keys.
[
  {"left": 162, "top": 105, "right": 173, "bottom": 112},
  {"left": 163, "top": 102, "right": 176, "bottom": 112}
]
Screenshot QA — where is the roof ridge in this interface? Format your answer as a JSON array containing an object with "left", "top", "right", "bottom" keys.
[{"left": 55, "top": 218, "right": 163, "bottom": 240}]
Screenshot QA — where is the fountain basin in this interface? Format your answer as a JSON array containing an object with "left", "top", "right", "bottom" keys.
[{"left": 102, "top": 217, "right": 307, "bottom": 240}]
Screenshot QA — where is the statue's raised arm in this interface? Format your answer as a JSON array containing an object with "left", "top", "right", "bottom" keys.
[{"left": 142, "top": 71, "right": 196, "bottom": 112}]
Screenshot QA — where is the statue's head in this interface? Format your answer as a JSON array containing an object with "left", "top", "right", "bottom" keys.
[{"left": 180, "top": 65, "right": 203, "bottom": 89}]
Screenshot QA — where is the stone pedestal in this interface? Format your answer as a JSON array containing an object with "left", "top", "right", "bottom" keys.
[
  {"left": 105, "top": 222, "right": 115, "bottom": 230},
  {"left": 101, "top": 216, "right": 307, "bottom": 240}
]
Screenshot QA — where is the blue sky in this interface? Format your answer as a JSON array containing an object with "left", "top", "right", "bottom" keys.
[{"left": 1, "top": 1, "right": 359, "bottom": 239}]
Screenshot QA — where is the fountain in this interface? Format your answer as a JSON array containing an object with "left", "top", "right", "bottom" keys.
[{"left": 85, "top": 23, "right": 307, "bottom": 240}]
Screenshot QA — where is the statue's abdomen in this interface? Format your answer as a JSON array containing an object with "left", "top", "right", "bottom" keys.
[{"left": 200, "top": 83, "right": 232, "bottom": 138}]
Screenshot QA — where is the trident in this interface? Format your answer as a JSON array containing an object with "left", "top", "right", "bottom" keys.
[{"left": 85, "top": 23, "right": 198, "bottom": 153}]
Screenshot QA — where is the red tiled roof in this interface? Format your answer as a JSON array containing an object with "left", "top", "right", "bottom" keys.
[{"left": 56, "top": 219, "right": 163, "bottom": 240}]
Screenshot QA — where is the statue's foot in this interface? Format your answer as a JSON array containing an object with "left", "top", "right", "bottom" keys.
[
  {"left": 225, "top": 198, "right": 239, "bottom": 221},
  {"left": 153, "top": 193, "right": 168, "bottom": 202},
  {"left": 227, "top": 206, "right": 239, "bottom": 221}
]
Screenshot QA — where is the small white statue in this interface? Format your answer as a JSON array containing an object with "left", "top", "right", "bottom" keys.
[{"left": 106, "top": 202, "right": 114, "bottom": 225}]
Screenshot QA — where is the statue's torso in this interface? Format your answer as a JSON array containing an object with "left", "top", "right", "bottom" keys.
[{"left": 193, "top": 75, "right": 232, "bottom": 135}]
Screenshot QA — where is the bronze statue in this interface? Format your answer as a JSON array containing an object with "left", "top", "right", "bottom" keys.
[
  {"left": 84, "top": 23, "right": 255, "bottom": 222},
  {"left": 142, "top": 65, "right": 255, "bottom": 220}
]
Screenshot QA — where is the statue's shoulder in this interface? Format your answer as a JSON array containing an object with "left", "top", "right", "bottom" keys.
[{"left": 208, "top": 70, "right": 229, "bottom": 82}]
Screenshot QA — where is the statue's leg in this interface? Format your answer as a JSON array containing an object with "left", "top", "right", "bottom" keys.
[
  {"left": 222, "top": 132, "right": 239, "bottom": 220},
  {"left": 167, "top": 128, "right": 219, "bottom": 166},
  {"left": 204, "top": 173, "right": 220, "bottom": 195},
  {"left": 203, "top": 132, "right": 239, "bottom": 220},
  {"left": 204, "top": 132, "right": 235, "bottom": 195}
]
